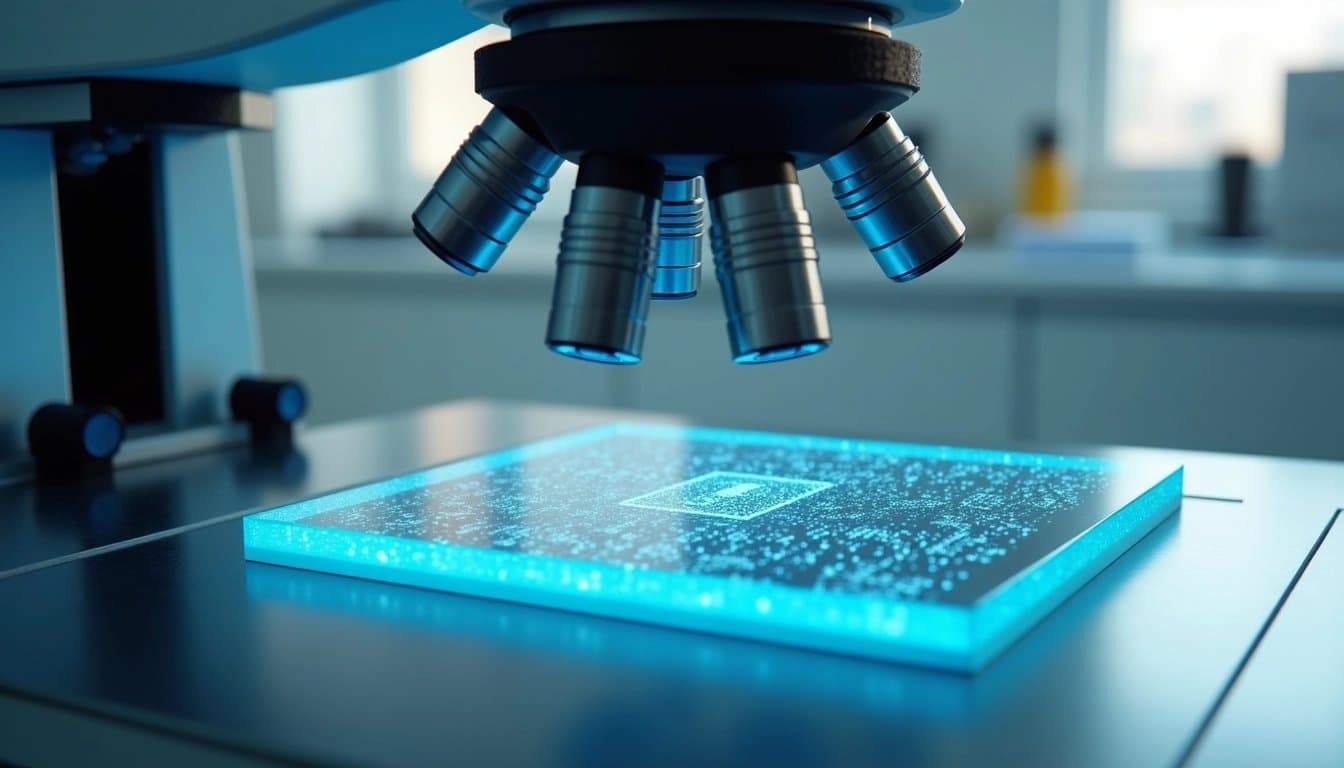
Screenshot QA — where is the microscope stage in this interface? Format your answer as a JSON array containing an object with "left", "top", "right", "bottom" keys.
[{"left": 244, "top": 423, "right": 1182, "bottom": 672}]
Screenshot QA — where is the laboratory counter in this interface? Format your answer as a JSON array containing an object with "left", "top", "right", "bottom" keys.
[
  {"left": 253, "top": 234, "right": 1344, "bottom": 308},
  {"left": 250, "top": 236, "right": 1344, "bottom": 463}
]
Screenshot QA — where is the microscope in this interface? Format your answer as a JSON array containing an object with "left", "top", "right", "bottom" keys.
[
  {"left": 411, "top": 3, "right": 964, "bottom": 366},
  {"left": 4, "top": 7, "right": 1344, "bottom": 766},
  {"left": 0, "top": 0, "right": 963, "bottom": 481}
]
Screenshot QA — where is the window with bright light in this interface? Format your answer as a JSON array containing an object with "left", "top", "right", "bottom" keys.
[
  {"left": 405, "top": 25, "right": 508, "bottom": 179},
  {"left": 1108, "top": 0, "right": 1344, "bottom": 167},
  {"left": 402, "top": 25, "right": 575, "bottom": 226}
]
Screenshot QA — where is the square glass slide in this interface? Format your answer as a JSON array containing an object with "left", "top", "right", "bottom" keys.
[{"left": 244, "top": 423, "right": 1182, "bottom": 672}]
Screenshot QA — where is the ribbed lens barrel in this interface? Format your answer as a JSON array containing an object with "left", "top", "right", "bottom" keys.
[
  {"left": 652, "top": 176, "right": 705, "bottom": 300},
  {"left": 412, "top": 108, "right": 563, "bottom": 275},
  {"left": 546, "top": 154, "right": 663, "bottom": 364},
  {"left": 706, "top": 157, "right": 830, "bottom": 364},
  {"left": 821, "top": 112, "right": 965, "bottom": 282}
]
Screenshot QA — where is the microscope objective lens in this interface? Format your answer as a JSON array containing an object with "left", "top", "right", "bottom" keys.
[
  {"left": 412, "top": 108, "right": 563, "bottom": 276},
  {"left": 821, "top": 112, "right": 965, "bottom": 282},
  {"left": 706, "top": 156, "right": 831, "bottom": 364},
  {"left": 652, "top": 176, "right": 706, "bottom": 300},
  {"left": 545, "top": 153, "right": 664, "bottom": 364}
]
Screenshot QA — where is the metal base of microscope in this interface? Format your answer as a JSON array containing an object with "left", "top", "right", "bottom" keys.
[{"left": 0, "top": 81, "right": 273, "bottom": 482}]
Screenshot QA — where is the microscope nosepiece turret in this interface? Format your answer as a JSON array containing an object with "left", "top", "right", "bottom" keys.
[
  {"left": 545, "top": 154, "right": 662, "bottom": 364},
  {"left": 413, "top": 2, "right": 964, "bottom": 365}
]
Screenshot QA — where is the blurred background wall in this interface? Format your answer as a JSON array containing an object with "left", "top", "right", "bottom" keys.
[{"left": 241, "top": 0, "right": 1344, "bottom": 460}]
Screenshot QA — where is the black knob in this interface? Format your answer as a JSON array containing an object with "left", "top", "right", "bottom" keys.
[
  {"left": 27, "top": 403, "right": 126, "bottom": 483},
  {"left": 229, "top": 377, "right": 307, "bottom": 448}
]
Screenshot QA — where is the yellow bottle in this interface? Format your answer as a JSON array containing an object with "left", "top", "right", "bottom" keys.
[{"left": 1020, "top": 125, "right": 1072, "bottom": 219}]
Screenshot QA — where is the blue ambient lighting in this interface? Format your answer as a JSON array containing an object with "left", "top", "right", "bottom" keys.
[
  {"left": 243, "top": 422, "right": 1182, "bottom": 672},
  {"left": 248, "top": 563, "right": 990, "bottom": 721}
]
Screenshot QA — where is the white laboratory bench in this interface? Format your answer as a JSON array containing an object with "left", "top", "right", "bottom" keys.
[{"left": 252, "top": 234, "right": 1344, "bottom": 461}]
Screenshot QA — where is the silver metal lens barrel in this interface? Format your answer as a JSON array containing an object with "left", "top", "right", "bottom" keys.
[
  {"left": 821, "top": 112, "right": 965, "bottom": 282},
  {"left": 652, "top": 176, "right": 705, "bottom": 300},
  {"left": 707, "top": 159, "right": 830, "bottom": 364},
  {"left": 412, "top": 108, "right": 563, "bottom": 275},
  {"left": 546, "top": 155, "right": 663, "bottom": 364}
]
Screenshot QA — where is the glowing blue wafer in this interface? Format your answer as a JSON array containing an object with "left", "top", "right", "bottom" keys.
[{"left": 244, "top": 423, "right": 1181, "bottom": 672}]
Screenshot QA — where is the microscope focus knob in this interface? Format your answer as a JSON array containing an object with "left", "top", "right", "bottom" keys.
[
  {"left": 27, "top": 403, "right": 126, "bottom": 483},
  {"left": 229, "top": 377, "right": 307, "bottom": 448}
]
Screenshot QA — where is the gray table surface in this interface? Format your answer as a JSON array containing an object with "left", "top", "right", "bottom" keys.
[{"left": 0, "top": 400, "right": 1340, "bottom": 767}]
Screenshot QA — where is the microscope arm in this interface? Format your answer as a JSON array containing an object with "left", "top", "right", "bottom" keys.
[{"left": 0, "top": 0, "right": 482, "bottom": 91}]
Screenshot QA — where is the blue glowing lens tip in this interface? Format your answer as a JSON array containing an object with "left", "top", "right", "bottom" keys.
[
  {"left": 734, "top": 342, "right": 828, "bottom": 364},
  {"left": 549, "top": 344, "right": 640, "bottom": 365}
]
